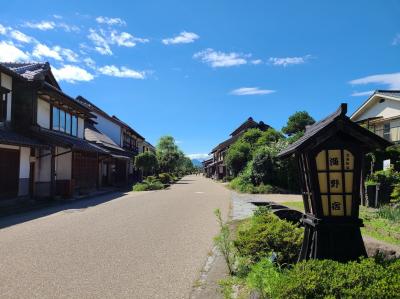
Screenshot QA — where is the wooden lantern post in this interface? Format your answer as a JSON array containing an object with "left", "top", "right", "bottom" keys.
[{"left": 278, "top": 104, "right": 391, "bottom": 262}]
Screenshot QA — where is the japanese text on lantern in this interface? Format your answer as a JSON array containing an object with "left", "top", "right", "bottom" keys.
[{"left": 315, "top": 149, "right": 354, "bottom": 216}]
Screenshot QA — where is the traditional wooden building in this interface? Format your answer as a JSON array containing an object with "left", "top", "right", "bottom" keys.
[
  {"left": 0, "top": 65, "right": 47, "bottom": 203},
  {"left": 75, "top": 96, "right": 145, "bottom": 185},
  {"left": 206, "top": 117, "right": 270, "bottom": 179},
  {"left": 1, "top": 62, "right": 108, "bottom": 199}
]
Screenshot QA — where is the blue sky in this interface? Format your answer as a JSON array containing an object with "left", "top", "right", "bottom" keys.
[{"left": 1, "top": 0, "right": 399, "bottom": 159}]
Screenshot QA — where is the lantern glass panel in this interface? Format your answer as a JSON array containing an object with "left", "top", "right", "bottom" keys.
[
  {"left": 330, "top": 195, "right": 345, "bottom": 216},
  {"left": 315, "top": 149, "right": 355, "bottom": 217},
  {"left": 328, "top": 150, "right": 341, "bottom": 171},
  {"left": 315, "top": 151, "right": 327, "bottom": 171}
]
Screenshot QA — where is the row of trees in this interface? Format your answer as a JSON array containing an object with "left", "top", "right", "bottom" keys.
[
  {"left": 134, "top": 135, "right": 195, "bottom": 178},
  {"left": 226, "top": 111, "right": 315, "bottom": 193}
]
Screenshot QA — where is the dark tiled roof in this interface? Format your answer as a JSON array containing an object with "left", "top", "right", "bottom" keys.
[
  {"left": 31, "top": 127, "right": 107, "bottom": 154},
  {"left": 211, "top": 134, "right": 241, "bottom": 153},
  {"left": 278, "top": 103, "right": 392, "bottom": 158},
  {"left": 0, "top": 127, "right": 46, "bottom": 147},
  {"left": 230, "top": 117, "right": 270, "bottom": 136},
  {"left": 1, "top": 62, "right": 61, "bottom": 90}
]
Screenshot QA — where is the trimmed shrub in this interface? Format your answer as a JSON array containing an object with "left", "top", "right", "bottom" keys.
[
  {"left": 234, "top": 209, "right": 303, "bottom": 267},
  {"left": 133, "top": 177, "right": 164, "bottom": 191},
  {"left": 158, "top": 172, "right": 173, "bottom": 184},
  {"left": 280, "top": 258, "right": 400, "bottom": 299},
  {"left": 246, "top": 258, "right": 400, "bottom": 299}
]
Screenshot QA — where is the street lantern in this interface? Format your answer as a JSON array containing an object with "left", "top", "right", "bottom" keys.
[{"left": 278, "top": 104, "right": 391, "bottom": 262}]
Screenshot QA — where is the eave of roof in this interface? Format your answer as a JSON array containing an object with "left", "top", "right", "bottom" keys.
[
  {"left": 39, "top": 83, "right": 94, "bottom": 118},
  {"left": 0, "top": 127, "right": 47, "bottom": 148},
  {"left": 31, "top": 127, "right": 108, "bottom": 154},
  {"left": 211, "top": 134, "right": 241, "bottom": 153}
]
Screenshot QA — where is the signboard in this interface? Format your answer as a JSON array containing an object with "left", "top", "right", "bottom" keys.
[
  {"left": 383, "top": 159, "right": 391, "bottom": 170},
  {"left": 315, "top": 149, "right": 354, "bottom": 216}
]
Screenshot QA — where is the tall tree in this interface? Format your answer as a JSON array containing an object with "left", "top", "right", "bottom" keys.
[
  {"left": 156, "top": 136, "right": 181, "bottom": 173},
  {"left": 282, "top": 111, "right": 315, "bottom": 136},
  {"left": 134, "top": 151, "right": 158, "bottom": 177}
]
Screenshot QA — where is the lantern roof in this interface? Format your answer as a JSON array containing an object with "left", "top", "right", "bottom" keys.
[{"left": 278, "top": 103, "right": 392, "bottom": 158}]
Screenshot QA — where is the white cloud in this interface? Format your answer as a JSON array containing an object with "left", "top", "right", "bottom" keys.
[
  {"left": 32, "top": 43, "right": 80, "bottom": 62},
  {"left": 23, "top": 20, "right": 79, "bottom": 33},
  {"left": 84, "top": 57, "right": 96, "bottom": 69},
  {"left": 53, "top": 15, "right": 63, "bottom": 19},
  {"left": 0, "top": 24, "right": 7, "bottom": 35},
  {"left": 58, "top": 23, "right": 80, "bottom": 33},
  {"left": 32, "top": 44, "right": 63, "bottom": 61},
  {"left": 230, "top": 87, "right": 276, "bottom": 96},
  {"left": 0, "top": 41, "right": 30, "bottom": 61},
  {"left": 52, "top": 65, "right": 94, "bottom": 83},
  {"left": 98, "top": 65, "right": 145, "bottom": 79},
  {"left": 110, "top": 30, "right": 149, "bottom": 47},
  {"left": 24, "top": 21, "right": 56, "bottom": 30},
  {"left": 88, "top": 28, "right": 148, "bottom": 54},
  {"left": 186, "top": 153, "right": 211, "bottom": 160},
  {"left": 96, "top": 16, "right": 126, "bottom": 26},
  {"left": 349, "top": 73, "right": 400, "bottom": 89},
  {"left": 193, "top": 48, "right": 248, "bottom": 68},
  {"left": 9, "top": 30, "right": 34, "bottom": 43},
  {"left": 88, "top": 29, "right": 112, "bottom": 55},
  {"left": 392, "top": 34, "right": 400, "bottom": 46},
  {"left": 162, "top": 31, "right": 199, "bottom": 45},
  {"left": 251, "top": 59, "right": 262, "bottom": 65},
  {"left": 351, "top": 90, "right": 374, "bottom": 97},
  {"left": 60, "top": 48, "right": 79, "bottom": 62},
  {"left": 269, "top": 55, "right": 311, "bottom": 67}
]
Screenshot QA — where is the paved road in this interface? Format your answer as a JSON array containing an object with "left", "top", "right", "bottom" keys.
[{"left": 0, "top": 175, "right": 230, "bottom": 299}]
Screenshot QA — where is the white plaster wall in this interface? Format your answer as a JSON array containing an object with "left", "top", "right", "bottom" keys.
[
  {"left": 354, "top": 98, "right": 400, "bottom": 121},
  {"left": 19, "top": 147, "right": 30, "bottom": 179},
  {"left": 55, "top": 147, "right": 71, "bottom": 180},
  {"left": 93, "top": 113, "right": 121, "bottom": 145},
  {"left": 1, "top": 73, "right": 12, "bottom": 122},
  {"left": 78, "top": 117, "right": 84, "bottom": 138},
  {"left": 37, "top": 98, "right": 51, "bottom": 129},
  {"left": 36, "top": 149, "right": 51, "bottom": 182}
]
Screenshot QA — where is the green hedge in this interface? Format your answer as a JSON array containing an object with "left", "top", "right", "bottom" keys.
[{"left": 246, "top": 257, "right": 400, "bottom": 299}]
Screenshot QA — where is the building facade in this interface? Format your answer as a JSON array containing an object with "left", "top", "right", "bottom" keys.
[
  {"left": 351, "top": 90, "right": 400, "bottom": 143},
  {"left": 0, "top": 62, "right": 110, "bottom": 201},
  {"left": 205, "top": 117, "right": 270, "bottom": 180},
  {"left": 0, "top": 65, "right": 47, "bottom": 203}
]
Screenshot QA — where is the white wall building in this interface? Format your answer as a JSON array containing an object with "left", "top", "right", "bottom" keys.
[{"left": 350, "top": 90, "right": 400, "bottom": 143}]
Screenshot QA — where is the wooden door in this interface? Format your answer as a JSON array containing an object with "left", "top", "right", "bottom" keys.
[{"left": 0, "top": 148, "right": 19, "bottom": 199}]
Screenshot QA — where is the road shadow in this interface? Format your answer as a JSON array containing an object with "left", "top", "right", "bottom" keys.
[{"left": 0, "top": 191, "right": 128, "bottom": 230}]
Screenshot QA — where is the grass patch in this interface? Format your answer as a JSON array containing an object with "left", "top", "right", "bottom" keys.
[
  {"left": 360, "top": 206, "right": 400, "bottom": 246},
  {"left": 280, "top": 201, "right": 304, "bottom": 211}
]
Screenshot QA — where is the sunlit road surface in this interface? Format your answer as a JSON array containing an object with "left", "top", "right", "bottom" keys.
[{"left": 0, "top": 175, "right": 230, "bottom": 299}]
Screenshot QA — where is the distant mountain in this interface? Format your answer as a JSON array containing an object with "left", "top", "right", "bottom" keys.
[{"left": 191, "top": 159, "right": 203, "bottom": 167}]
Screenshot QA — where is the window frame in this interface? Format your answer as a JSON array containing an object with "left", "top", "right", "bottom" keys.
[{"left": 50, "top": 104, "right": 79, "bottom": 137}]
